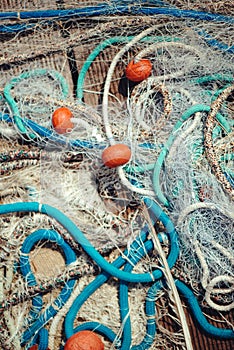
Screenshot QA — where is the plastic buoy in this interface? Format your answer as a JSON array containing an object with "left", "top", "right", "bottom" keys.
[{"left": 102, "top": 144, "right": 131, "bottom": 168}]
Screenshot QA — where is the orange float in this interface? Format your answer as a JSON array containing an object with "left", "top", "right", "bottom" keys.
[
  {"left": 64, "top": 330, "right": 104, "bottom": 350},
  {"left": 102, "top": 144, "right": 131, "bottom": 168},
  {"left": 125, "top": 59, "right": 152, "bottom": 82},
  {"left": 52, "top": 107, "right": 74, "bottom": 134}
]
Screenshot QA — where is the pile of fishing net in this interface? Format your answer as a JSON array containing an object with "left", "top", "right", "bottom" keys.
[{"left": 0, "top": 1, "right": 233, "bottom": 349}]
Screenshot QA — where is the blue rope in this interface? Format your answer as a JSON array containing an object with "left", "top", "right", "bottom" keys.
[
  {"left": 0, "top": 4, "right": 128, "bottom": 20},
  {"left": 0, "top": 200, "right": 179, "bottom": 284},
  {"left": 0, "top": 201, "right": 233, "bottom": 345},
  {"left": 176, "top": 280, "right": 234, "bottom": 339},
  {"left": 0, "top": 5, "right": 234, "bottom": 33},
  {"left": 0, "top": 113, "right": 165, "bottom": 151},
  {"left": 195, "top": 29, "right": 234, "bottom": 54},
  {"left": 35, "top": 328, "right": 49, "bottom": 350},
  {"left": 64, "top": 238, "right": 155, "bottom": 346},
  {"left": 64, "top": 231, "right": 150, "bottom": 339},
  {"left": 0, "top": 4, "right": 233, "bottom": 22},
  {"left": 119, "top": 240, "right": 165, "bottom": 349},
  {"left": 132, "top": 6, "right": 234, "bottom": 23},
  {"left": 20, "top": 229, "right": 75, "bottom": 325},
  {"left": 27, "top": 328, "right": 49, "bottom": 350},
  {"left": 20, "top": 229, "right": 77, "bottom": 345},
  {"left": 74, "top": 322, "right": 119, "bottom": 345},
  {"left": 3, "top": 69, "right": 69, "bottom": 140},
  {"left": 0, "top": 113, "right": 106, "bottom": 149}
]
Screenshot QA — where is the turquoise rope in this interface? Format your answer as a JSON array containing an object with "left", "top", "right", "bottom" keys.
[
  {"left": 0, "top": 200, "right": 179, "bottom": 284},
  {"left": 119, "top": 240, "right": 166, "bottom": 349},
  {"left": 72, "top": 273, "right": 162, "bottom": 350},
  {"left": 191, "top": 74, "right": 234, "bottom": 85},
  {"left": 77, "top": 35, "right": 180, "bottom": 102},
  {"left": 21, "top": 229, "right": 77, "bottom": 345},
  {"left": 119, "top": 261, "right": 133, "bottom": 349},
  {"left": 33, "top": 328, "right": 49, "bottom": 350},
  {"left": 20, "top": 229, "right": 75, "bottom": 325},
  {"left": 65, "top": 239, "right": 156, "bottom": 348},
  {"left": 131, "top": 281, "right": 162, "bottom": 349},
  {"left": 0, "top": 201, "right": 233, "bottom": 342},
  {"left": 176, "top": 280, "right": 234, "bottom": 339},
  {"left": 65, "top": 233, "right": 152, "bottom": 340},
  {"left": 74, "top": 322, "right": 119, "bottom": 346},
  {"left": 152, "top": 104, "right": 231, "bottom": 207},
  {"left": 3, "top": 69, "right": 69, "bottom": 139}
]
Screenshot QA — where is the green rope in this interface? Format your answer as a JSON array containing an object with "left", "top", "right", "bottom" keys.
[
  {"left": 152, "top": 104, "right": 231, "bottom": 207},
  {"left": 76, "top": 35, "right": 180, "bottom": 102},
  {"left": 3, "top": 69, "right": 69, "bottom": 139}
]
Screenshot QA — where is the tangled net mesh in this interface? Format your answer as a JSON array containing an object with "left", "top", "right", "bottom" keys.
[{"left": 0, "top": 1, "right": 233, "bottom": 349}]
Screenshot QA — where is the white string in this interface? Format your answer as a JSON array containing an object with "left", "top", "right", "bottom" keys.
[
  {"left": 205, "top": 276, "right": 234, "bottom": 312},
  {"left": 102, "top": 24, "right": 172, "bottom": 145},
  {"left": 143, "top": 207, "right": 194, "bottom": 350},
  {"left": 177, "top": 202, "right": 234, "bottom": 227}
]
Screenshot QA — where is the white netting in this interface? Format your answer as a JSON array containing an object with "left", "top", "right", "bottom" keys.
[{"left": 0, "top": 2, "right": 234, "bottom": 349}]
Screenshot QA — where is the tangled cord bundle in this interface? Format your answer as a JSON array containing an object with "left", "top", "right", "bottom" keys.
[{"left": 0, "top": 1, "right": 234, "bottom": 349}]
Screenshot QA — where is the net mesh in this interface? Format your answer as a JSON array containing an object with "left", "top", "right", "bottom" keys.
[{"left": 0, "top": 1, "right": 233, "bottom": 349}]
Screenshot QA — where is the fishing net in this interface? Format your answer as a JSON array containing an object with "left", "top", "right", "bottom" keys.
[{"left": 0, "top": 1, "right": 233, "bottom": 349}]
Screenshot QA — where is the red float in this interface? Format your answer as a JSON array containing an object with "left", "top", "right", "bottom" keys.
[
  {"left": 125, "top": 59, "right": 152, "bottom": 82},
  {"left": 52, "top": 107, "right": 74, "bottom": 134},
  {"left": 64, "top": 330, "right": 104, "bottom": 350},
  {"left": 102, "top": 144, "right": 131, "bottom": 168}
]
